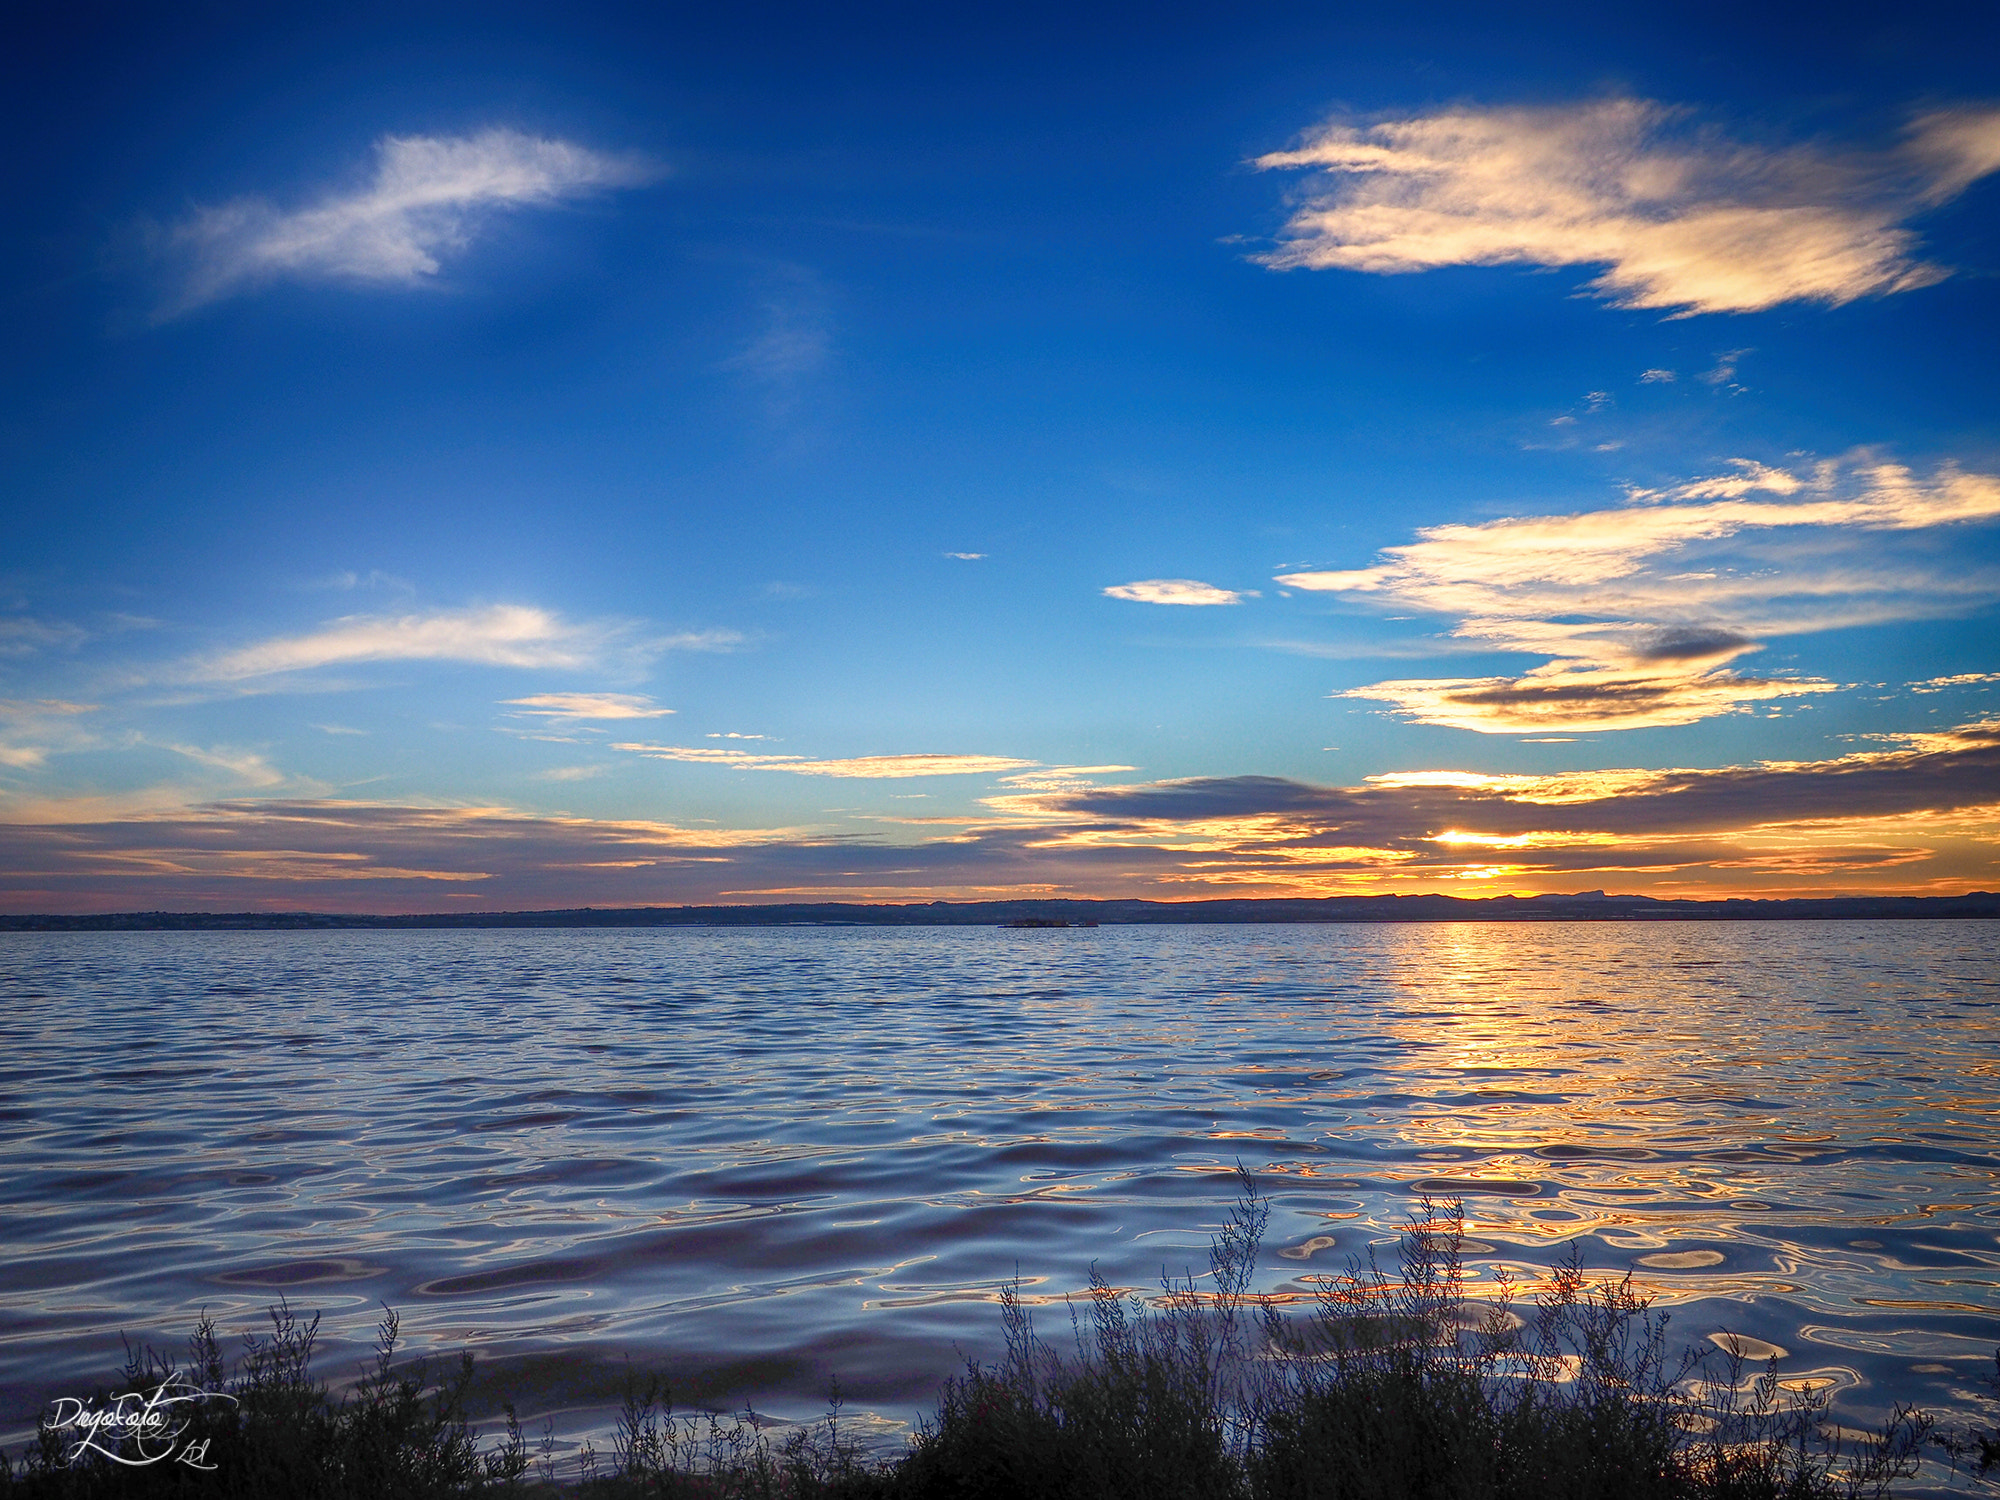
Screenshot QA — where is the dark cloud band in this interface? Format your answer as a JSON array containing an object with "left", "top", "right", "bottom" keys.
[{"left": 4, "top": 721, "right": 1994, "bottom": 912}]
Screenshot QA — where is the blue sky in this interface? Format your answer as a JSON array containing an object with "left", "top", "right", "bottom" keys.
[{"left": 4, "top": 2, "right": 1999, "bottom": 910}]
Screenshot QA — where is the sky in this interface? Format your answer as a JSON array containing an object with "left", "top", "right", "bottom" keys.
[{"left": 3, "top": 1, "right": 1999, "bottom": 912}]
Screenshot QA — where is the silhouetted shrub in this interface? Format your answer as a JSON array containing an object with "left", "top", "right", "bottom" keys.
[
  {"left": 5, "top": 1182, "right": 1972, "bottom": 1499},
  {"left": 4, "top": 1303, "right": 524, "bottom": 1499}
]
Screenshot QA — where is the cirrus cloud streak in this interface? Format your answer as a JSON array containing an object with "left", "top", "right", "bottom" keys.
[
  {"left": 1103, "top": 579, "right": 1247, "bottom": 605},
  {"left": 158, "top": 128, "right": 657, "bottom": 315},
  {"left": 613, "top": 743, "right": 1037, "bottom": 779},
  {"left": 171, "top": 605, "right": 735, "bottom": 689},
  {"left": 1254, "top": 100, "right": 2000, "bottom": 315},
  {"left": 1278, "top": 457, "right": 2000, "bottom": 732},
  {"left": 504, "top": 693, "right": 675, "bottom": 721}
]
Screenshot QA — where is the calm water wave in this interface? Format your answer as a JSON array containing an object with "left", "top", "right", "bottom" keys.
[{"left": 2, "top": 923, "right": 1997, "bottom": 1484}]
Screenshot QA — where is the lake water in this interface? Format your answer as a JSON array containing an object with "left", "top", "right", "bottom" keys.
[{"left": 3, "top": 923, "right": 1997, "bottom": 1488}]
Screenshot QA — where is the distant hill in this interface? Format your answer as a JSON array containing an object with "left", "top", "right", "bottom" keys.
[{"left": 4, "top": 891, "right": 1997, "bottom": 930}]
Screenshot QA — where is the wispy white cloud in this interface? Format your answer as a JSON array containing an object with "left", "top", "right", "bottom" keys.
[
  {"left": 614, "top": 743, "right": 1036, "bottom": 778},
  {"left": 1103, "top": 579, "right": 1248, "bottom": 606},
  {"left": 1905, "top": 108, "right": 2000, "bottom": 200},
  {"left": 1700, "top": 348, "right": 1753, "bottom": 391},
  {"left": 945, "top": 552, "right": 986, "bottom": 561},
  {"left": 1639, "top": 368, "right": 1676, "bottom": 383},
  {"left": 180, "top": 606, "right": 731, "bottom": 687},
  {"left": 993, "top": 764, "right": 1140, "bottom": 792},
  {"left": 0, "top": 618, "right": 88, "bottom": 657},
  {"left": 311, "top": 568, "right": 415, "bottom": 594},
  {"left": 156, "top": 741, "right": 287, "bottom": 787},
  {"left": 504, "top": 692, "right": 675, "bottom": 721},
  {"left": 1278, "top": 457, "right": 2000, "bottom": 731},
  {"left": 1253, "top": 100, "right": 2000, "bottom": 315},
  {"left": 0, "top": 699, "right": 97, "bottom": 720},
  {"left": 159, "top": 128, "right": 656, "bottom": 315},
  {"left": 1910, "top": 671, "right": 2000, "bottom": 693},
  {"left": 722, "top": 264, "right": 832, "bottom": 381},
  {"left": 197, "top": 605, "right": 606, "bottom": 680},
  {"left": 0, "top": 699, "right": 99, "bottom": 770},
  {"left": 0, "top": 745, "right": 51, "bottom": 771},
  {"left": 726, "top": 312, "right": 829, "bottom": 381},
  {"left": 657, "top": 629, "right": 747, "bottom": 651}
]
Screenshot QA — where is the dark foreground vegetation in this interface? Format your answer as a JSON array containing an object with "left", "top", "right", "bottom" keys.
[{"left": 9, "top": 1187, "right": 1996, "bottom": 1499}]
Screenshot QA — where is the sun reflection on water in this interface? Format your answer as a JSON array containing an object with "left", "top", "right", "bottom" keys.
[{"left": 0, "top": 922, "right": 1994, "bottom": 1470}]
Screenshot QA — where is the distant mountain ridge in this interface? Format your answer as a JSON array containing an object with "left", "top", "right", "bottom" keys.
[{"left": 4, "top": 891, "right": 1998, "bottom": 930}]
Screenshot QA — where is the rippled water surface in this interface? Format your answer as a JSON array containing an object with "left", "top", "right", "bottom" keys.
[{"left": 3, "top": 923, "right": 1997, "bottom": 1481}]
